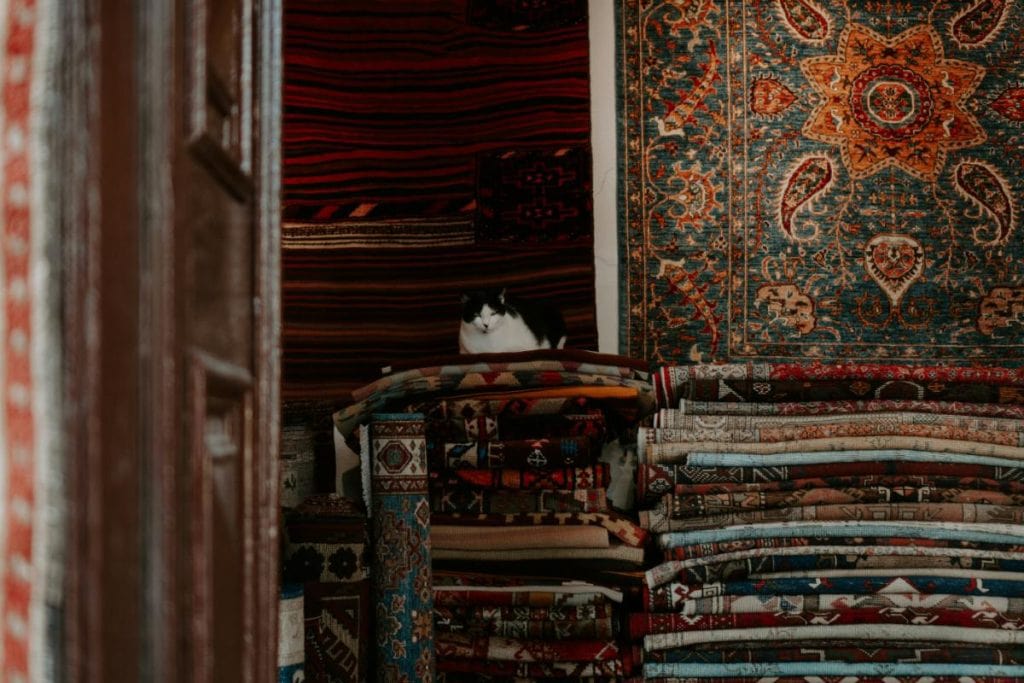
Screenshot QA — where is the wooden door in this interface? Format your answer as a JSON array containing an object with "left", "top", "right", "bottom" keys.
[
  {"left": 176, "top": 0, "right": 280, "bottom": 679},
  {"left": 62, "top": 0, "right": 281, "bottom": 680}
]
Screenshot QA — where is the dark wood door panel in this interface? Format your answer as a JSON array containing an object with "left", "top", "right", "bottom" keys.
[
  {"left": 185, "top": 163, "right": 255, "bottom": 367},
  {"left": 188, "top": 351, "right": 255, "bottom": 683},
  {"left": 186, "top": 0, "right": 254, "bottom": 197},
  {"left": 64, "top": 0, "right": 280, "bottom": 679},
  {"left": 63, "top": 0, "right": 279, "bottom": 679},
  {"left": 177, "top": 1, "right": 270, "bottom": 681}
]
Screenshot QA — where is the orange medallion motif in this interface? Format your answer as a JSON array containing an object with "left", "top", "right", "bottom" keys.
[{"left": 801, "top": 24, "right": 986, "bottom": 180}]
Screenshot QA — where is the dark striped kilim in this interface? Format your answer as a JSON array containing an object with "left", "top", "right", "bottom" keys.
[
  {"left": 283, "top": 1, "right": 596, "bottom": 397},
  {"left": 284, "top": 0, "right": 591, "bottom": 223},
  {"left": 282, "top": 246, "right": 599, "bottom": 397}
]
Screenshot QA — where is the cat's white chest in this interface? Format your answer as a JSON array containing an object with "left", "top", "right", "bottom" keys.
[{"left": 459, "top": 315, "right": 548, "bottom": 354}]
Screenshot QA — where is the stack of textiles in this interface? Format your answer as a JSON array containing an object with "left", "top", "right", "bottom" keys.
[
  {"left": 425, "top": 397, "right": 649, "bottom": 681},
  {"left": 282, "top": 494, "right": 371, "bottom": 683},
  {"left": 633, "top": 363, "right": 1024, "bottom": 682},
  {"left": 331, "top": 350, "right": 657, "bottom": 682},
  {"left": 432, "top": 570, "right": 641, "bottom": 681}
]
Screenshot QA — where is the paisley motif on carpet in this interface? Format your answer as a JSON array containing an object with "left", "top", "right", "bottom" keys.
[{"left": 618, "top": 0, "right": 1024, "bottom": 365}]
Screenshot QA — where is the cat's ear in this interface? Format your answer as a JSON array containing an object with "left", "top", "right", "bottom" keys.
[
  {"left": 497, "top": 288, "right": 506, "bottom": 304},
  {"left": 460, "top": 293, "right": 470, "bottom": 305}
]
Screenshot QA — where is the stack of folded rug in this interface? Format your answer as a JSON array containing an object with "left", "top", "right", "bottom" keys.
[
  {"left": 432, "top": 570, "right": 641, "bottom": 681},
  {"left": 420, "top": 394, "right": 649, "bottom": 681},
  {"left": 281, "top": 494, "right": 371, "bottom": 683},
  {"left": 633, "top": 363, "right": 1024, "bottom": 682},
  {"left": 331, "top": 351, "right": 657, "bottom": 682}
]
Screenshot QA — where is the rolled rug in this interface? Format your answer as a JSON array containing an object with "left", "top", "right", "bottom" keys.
[
  {"left": 369, "top": 414, "right": 434, "bottom": 681},
  {"left": 277, "top": 583, "right": 304, "bottom": 683}
]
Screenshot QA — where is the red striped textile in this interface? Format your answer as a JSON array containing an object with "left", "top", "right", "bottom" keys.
[
  {"left": 282, "top": 245, "right": 599, "bottom": 397},
  {"left": 282, "top": 1, "right": 597, "bottom": 397},
  {"left": 283, "top": 1, "right": 591, "bottom": 221}
]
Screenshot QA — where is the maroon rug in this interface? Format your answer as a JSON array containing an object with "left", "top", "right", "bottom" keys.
[{"left": 282, "top": 1, "right": 597, "bottom": 397}]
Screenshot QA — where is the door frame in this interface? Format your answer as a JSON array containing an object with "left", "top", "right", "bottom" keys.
[{"left": 59, "top": 1, "right": 282, "bottom": 680}]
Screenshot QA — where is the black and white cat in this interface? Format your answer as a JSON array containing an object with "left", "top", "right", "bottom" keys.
[{"left": 459, "top": 288, "right": 567, "bottom": 354}]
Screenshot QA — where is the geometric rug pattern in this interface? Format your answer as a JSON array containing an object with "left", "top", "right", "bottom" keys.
[
  {"left": 634, "top": 362, "right": 1024, "bottom": 680},
  {"left": 369, "top": 414, "right": 434, "bottom": 682},
  {"left": 618, "top": 1, "right": 1024, "bottom": 365},
  {"left": 283, "top": 493, "right": 371, "bottom": 682}
]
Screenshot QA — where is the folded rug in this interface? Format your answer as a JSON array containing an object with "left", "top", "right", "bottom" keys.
[
  {"left": 301, "top": 581, "right": 370, "bottom": 683},
  {"left": 434, "top": 581, "right": 622, "bottom": 608},
  {"left": 644, "top": 622, "right": 1024, "bottom": 651},
  {"left": 651, "top": 411, "right": 1024, "bottom": 432},
  {"left": 638, "top": 460, "right": 1024, "bottom": 499},
  {"left": 684, "top": 450, "right": 1024, "bottom": 468},
  {"left": 434, "top": 604, "right": 617, "bottom": 640},
  {"left": 442, "top": 436, "right": 596, "bottom": 469},
  {"left": 667, "top": 399, "right": 1024, "bottom": 419},
  {"left": 428, "top": 411, "right": 607, "bottom": 445},
  {"left": 431, "top": 510, "right": 648, "bottom": 547},
  {"left": 435, "top": 657, "right": 628, "bottom": 678},
  {"left": 642, "top": 574, "right": 1024, "bottom": 611},
  {"left": 435, "top": 631, "right": 627, "bottom": 662},
  {"left": 497, "top": 411, "right": 608, "bottom": 440},
  {"left": 643, "top": 436, "right": 1024, "bottom": 461},
  {"left": 665, "top": 592, "right": 1024, "bottom": 617},
  {"left": 432, "top": 542, "right": 645, "bottom": 565},
  {"left": 644, "top": 644, "right": 1024, "bottom": 665},
  {"left": 640, "top": 501, "right": 1024, "bottom": 533},
  {"left": 335, "top": 358, "right": 654, "bottom": 438},
  {"left": 630, "top": 606, "right": 1024, "bottom": 639},
  {"left": 641, "top": 422, "right": 1024, "bottom": 447},
  {"left": 664, "top": 536, "right": 1024, "bottom": 562},
  {"left": 666, "top": 474, "right": 1024, "bottom": 496},
  {"left": 355, "top": 358, "right": 648, "bottom": 404},
  {"left": 652, "top": 364, "right": 1024, "bottom": 409},
  {"left": 282, "top": 495, "right": 369, "bottom": 585},
  {"left": 383, "top": 349, "right": 651, "bottom": 377},
  {"left": 431, "top": 524, "right": 610, "bottom": 551},
  {"left": 430, "top": 488, "right": 609, "bottom": 514},
  {"left": 277, "top": 584, "right": 304, "bottom": 683},
  {"left": 638, "top": 675, "right": 1024, "bottom": 683},
  {"left": 434, "top": 463, "right": 610, "bottom": 490},
  {"left": 643, "top": 661, "right": 1024, "bottom": 679},
  {"left": 663, "top": 486, "right": 1024, "bottom": 519},
  {"left": 444, "top": 384, "right": 643, "bottom": 403},
  {"left": 646, "top": 548, "right": 1024, "bottom": 585},
  {"left": 656, "top": 519, "right": 1024, "bottom": 547},
  {"left": 748, "top": 568, "right": 1024, "bottom": 581},
  {"left": 410, "top": 395, "right": 595, "bottom": 422}
]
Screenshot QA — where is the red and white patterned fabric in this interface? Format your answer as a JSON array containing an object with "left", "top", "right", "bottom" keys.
[{"left": 1, "top": 0, "right": 59, "bottom": 680}]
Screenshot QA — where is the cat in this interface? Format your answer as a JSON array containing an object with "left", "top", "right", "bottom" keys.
[{"left": 459, "top": 288, "right": 567, "bottom": 354}]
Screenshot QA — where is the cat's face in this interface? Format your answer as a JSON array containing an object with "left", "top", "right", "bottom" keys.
[{"left": 461, "top": 289, "right": 508, "bottom": 334}]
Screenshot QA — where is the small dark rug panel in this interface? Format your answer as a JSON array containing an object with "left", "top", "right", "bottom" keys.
[{"left": 283, "top": 1, "right": 596, "bottom": 397}]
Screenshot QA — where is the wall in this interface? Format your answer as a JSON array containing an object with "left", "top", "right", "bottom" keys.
[{"left": 590, "top": 0, "right": 618, "bottom": 354}]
